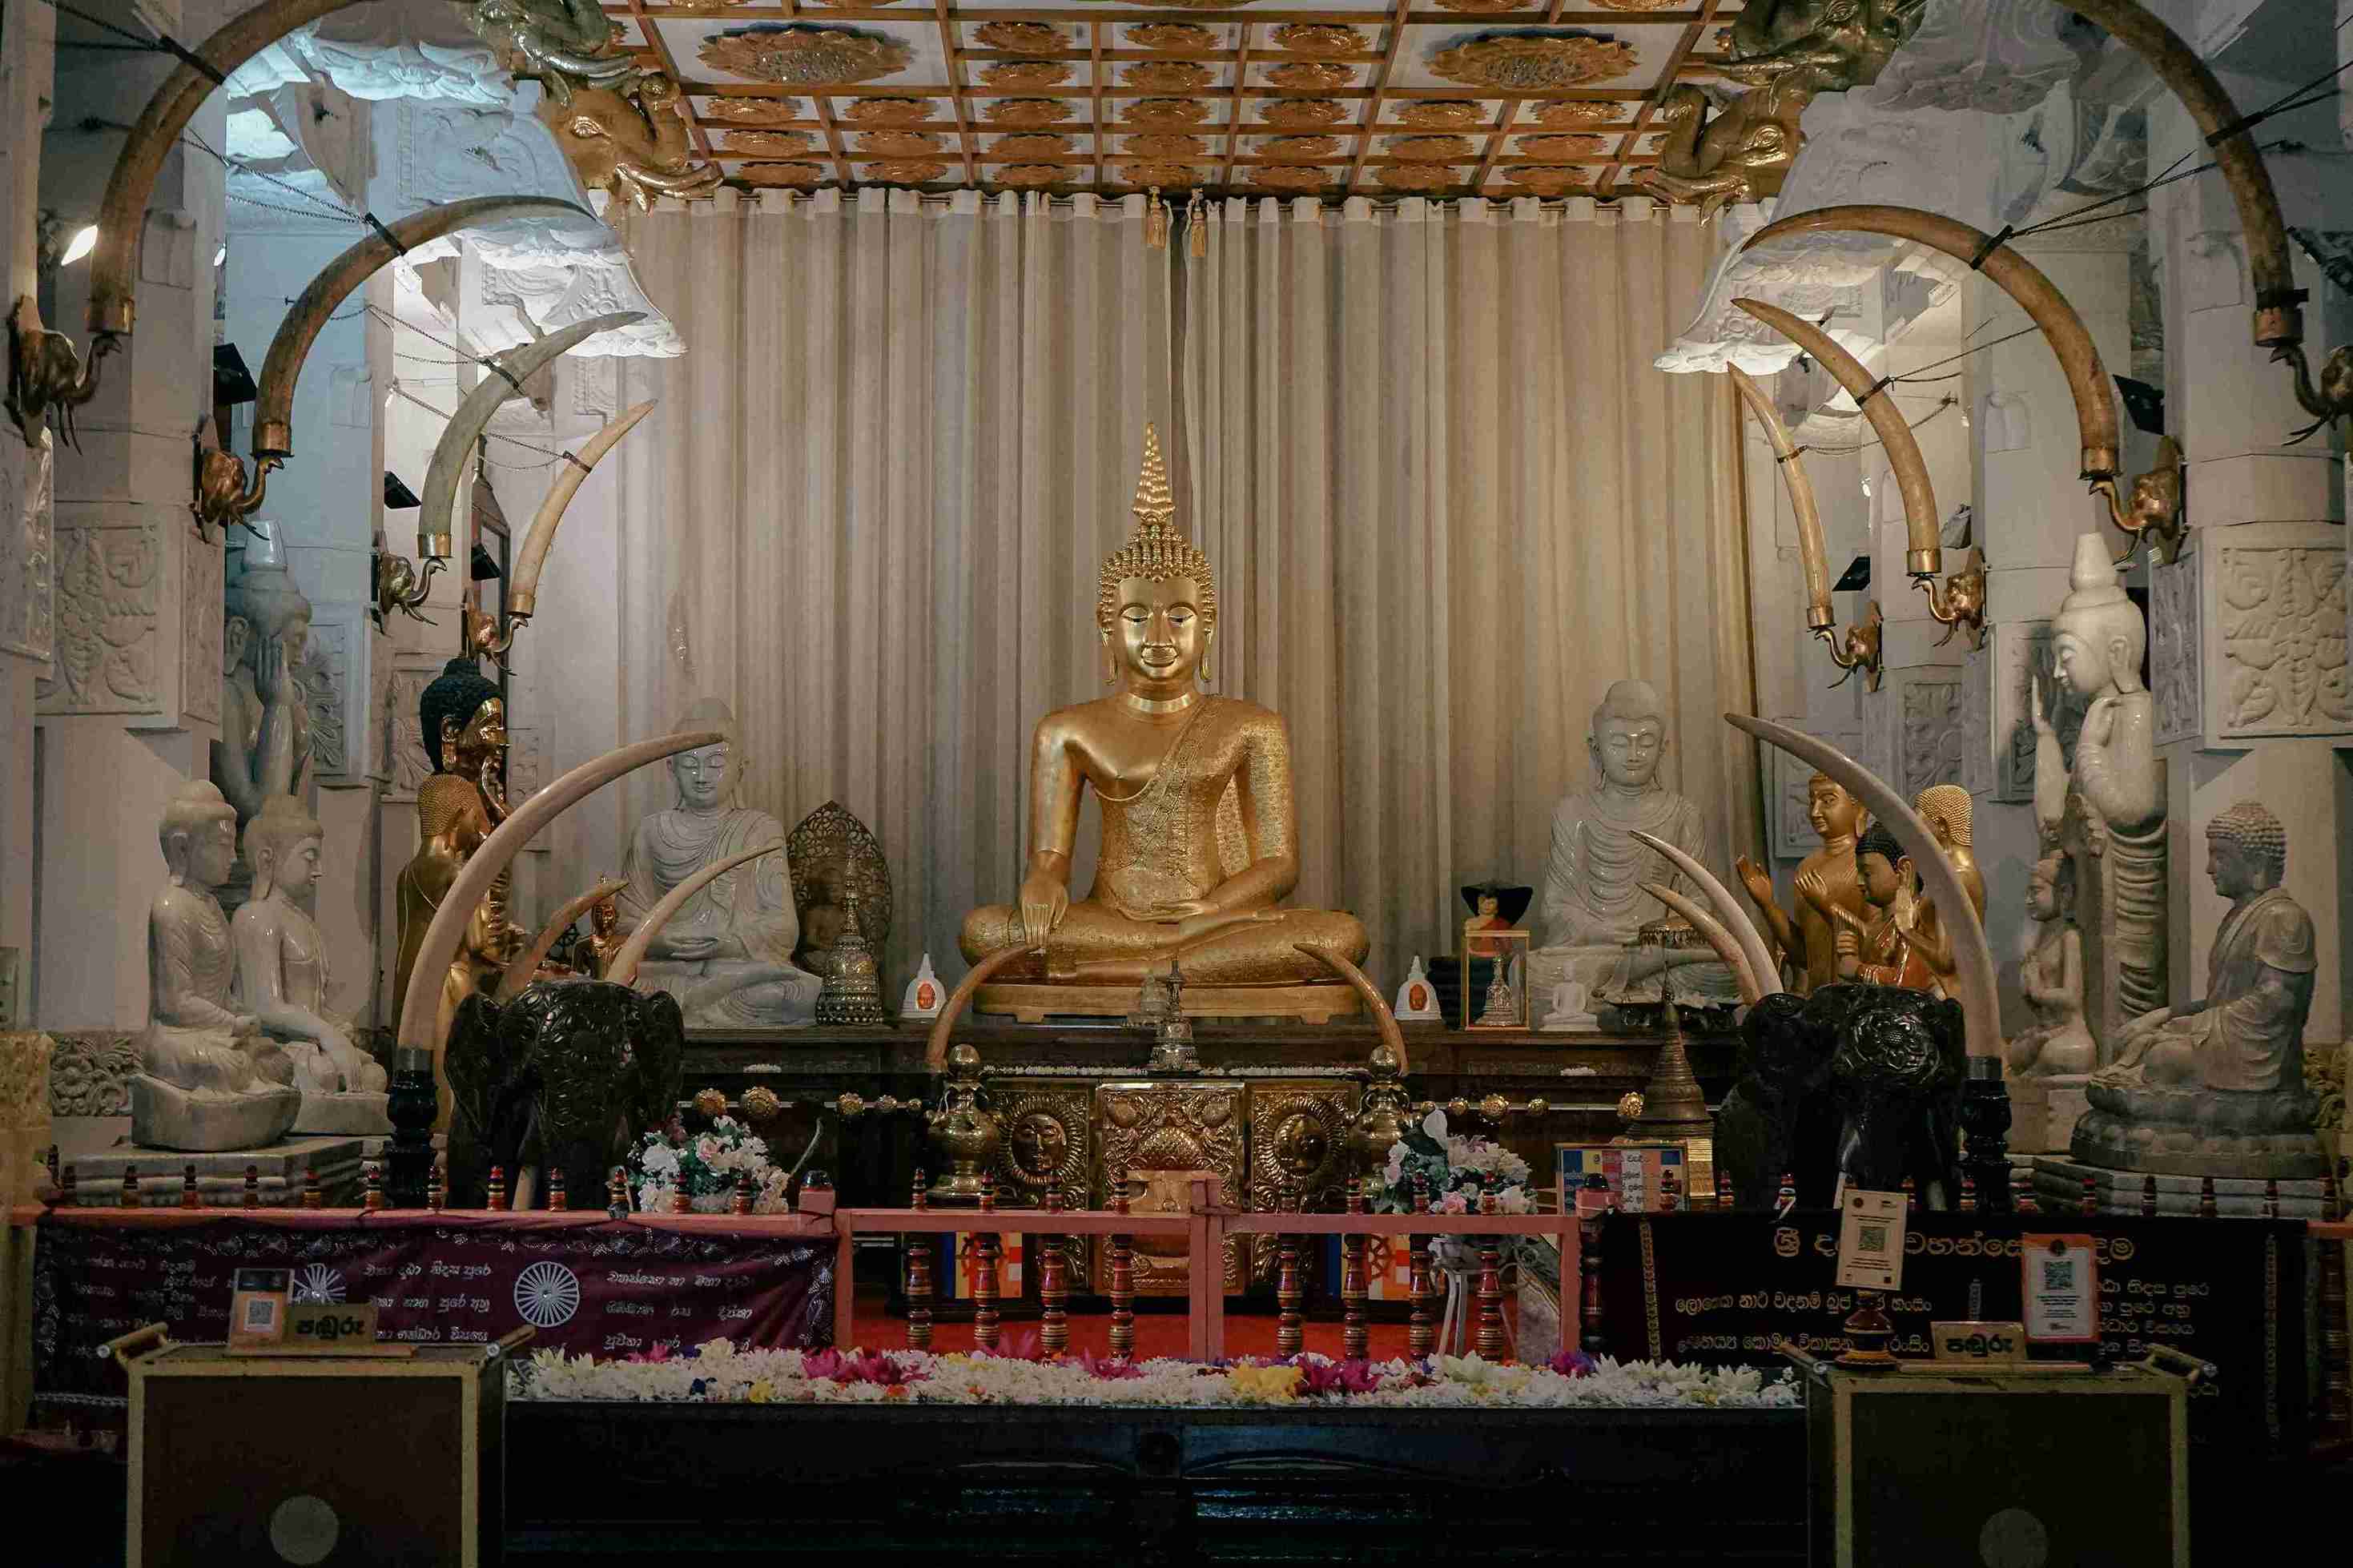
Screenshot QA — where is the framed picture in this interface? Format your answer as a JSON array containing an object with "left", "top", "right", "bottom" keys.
[
  {"left": 1460, "top": 922, "right": 1530, "bottom": 1029},
  {"left": 1555, "top": 1143, "right": 1687, "bottom": 1213}
]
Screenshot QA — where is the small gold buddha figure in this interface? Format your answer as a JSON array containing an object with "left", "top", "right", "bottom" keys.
[
  {"left": 1736, "top": 771, "right": 1863, "bottom": 993},
  {"left": 1891, "top": 783, "right": 1987, "bottom": 995},
  {"left": 392, "top": 657, "right": 529, "bottom": 1125},
  {"left": 958, "top": 425, "right": 1368, "bottom": 1015},
  {"left": 1802, "top": 820, "right": 1933, "bottom": 991}
]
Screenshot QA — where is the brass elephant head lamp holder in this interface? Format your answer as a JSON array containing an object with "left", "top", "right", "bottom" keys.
[{"left": 1730, "top": 304, "right": 1985, "bottom": 669}]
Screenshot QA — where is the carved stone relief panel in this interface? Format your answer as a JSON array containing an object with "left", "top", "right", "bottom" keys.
[
  {"left": 1896, "top": 672, "right": 1966, "bottom": 798},
  {"left": 2149, "top": 551, "right": 2201, "bottom": 748},
  {"left": 46, "top": 1030, "right": 138, "bottom": 1117},
  {"left": 295, "top": 607, "right": 356, "bottom": 777},
  {"left": 39, "top": 517, "right": 162, "bottom": 715},
  {"left": 181, "top": 531, "right": 223, "bottom": 726},
  {"left": 506, "top": 722, "right": 549, "bottom": 808},
  {"left": 1770, "top": 741, "right": 1815, "bottom": 862},
  {"left": 990, "top": 1084, "right": 1092, "bottom": 1201},
  {"left": 0, "top": 430, "right": 53, "bottom": 661},
  {"left": 1093, "top": 1080, "right": 1245, "bottom": 1296},
  {"left": 2213, "top": 542, "right": 2351, "bottom": 741},
  {"left": 382, "top": 653, "right": 442, "bottom": 801}
]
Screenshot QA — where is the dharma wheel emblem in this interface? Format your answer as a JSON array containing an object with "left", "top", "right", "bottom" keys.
[
  {"left": 514, "top": 1261, "right": 582, "bottom": 1329},
  {"left": 292, "top": 1264, "right": 346, "bottom": 1304}
]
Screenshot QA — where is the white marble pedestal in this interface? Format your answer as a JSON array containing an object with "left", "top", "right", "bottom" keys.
[
  {"left": 2006, "top": 1074, "right": 2091, "bottom": 1156},
  {"left": 2029, "top": 1155, "right": 2331, "bottom": 1219},
  {"left": 52, "top": 1119, "right": 368, "bottom": 1206}
]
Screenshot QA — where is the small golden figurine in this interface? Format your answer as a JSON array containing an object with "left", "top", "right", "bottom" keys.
[
  {"left": 1736, "top": 771, "right": 1864, "bottom": 994},
  {"left": 1800, "top": 820, "right": 1933, "bottom": 991},
  {"left": 958, "top": 424, "right": 1368, "bottom": 1017},
  {"left": 391, "top": 657, "right": 529, "bottom": 1127}
]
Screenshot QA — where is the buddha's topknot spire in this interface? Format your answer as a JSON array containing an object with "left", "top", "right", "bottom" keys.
[
  {"left": 1132, "top": 421, "right": 1175, "bottom": 526},
  {"left": 1098, "top": 422, "right": 1216, "bottom": 629}
]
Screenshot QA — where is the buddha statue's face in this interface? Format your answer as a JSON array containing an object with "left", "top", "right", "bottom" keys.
[
  {"left": 1856, "top": 849, "right": 1909, "bottom": 910},
  {"left": 2026, "top": 864, "right": 2058, "bottom": 920},
  {"left": 443, "top": 697, "right": 508, "bottom": 773},
  {"left": 1807, "top": 778, "right": 1860, "bottom": 841},
  {"left": 2052, "top": 621, "right": 2129, "bottom": 701},
  {"left": 671, "top": 742, "right": 733, "bottom": 811},
  {"left": 1477, "top": 894, "right": 1499, "bottom": 919},
  {"left": 1112, "top": 575, "right": 1209, "bottom": 691},
  {"left": 1591, "top": 714, "right": 1664, "bottom": 791},
  {"left": 2205, "top": 836, "right": 2271, "bottom": 901},
  {"left": 264, "top": 834, "right": 324, "bottom": 897},
  {"left": 174, "top": 817, "right": 238, "bottom": 890}
]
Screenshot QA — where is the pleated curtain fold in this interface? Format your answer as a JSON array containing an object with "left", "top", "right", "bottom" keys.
[{"left": 611, "top": 185, "right": 1757, "bottom": 991}]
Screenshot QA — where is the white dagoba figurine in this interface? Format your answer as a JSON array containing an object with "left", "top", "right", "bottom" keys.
[
  {"left": 232, "top": 795, "right": 389, "bottom": 1134},
  {"left": 1394, "top": 956, "right": 1443, "bottom": 1021},
  {"left": 617, "top": 698, "right": 823, "bottom": 1028},
  {"left": 1534, "top": 679, "right": 1738, "bottom": 1006},
  {"left": 131, "top": 782, "right": 302, "bottom": 1152},
  {"left": 901, "top": 954, "right": 944, "bottom": 1019}
]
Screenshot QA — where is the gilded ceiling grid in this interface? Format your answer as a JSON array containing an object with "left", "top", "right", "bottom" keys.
[
  {"left": 642, "top": 2, "right": 1745, "bottom": 199},
  {"left": 1339, "top": 13, "right": 1405, "bottom": 195}
]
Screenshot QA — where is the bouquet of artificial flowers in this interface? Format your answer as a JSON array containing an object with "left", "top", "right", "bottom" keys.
[
  {"left": 631, "top": 1115, "right": 792, "bottom": 1213},
  {"left": 1363, "top": 1108, "right": 1536, "bottom": 1216}
]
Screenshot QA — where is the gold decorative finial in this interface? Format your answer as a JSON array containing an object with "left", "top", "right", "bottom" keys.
[{"left": 1133, "top": 422, "right": 1174, "bottom": 525}]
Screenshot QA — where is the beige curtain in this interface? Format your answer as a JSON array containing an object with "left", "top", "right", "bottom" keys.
[{"left": 609, "top": 187, "right": 1756, "bottom": 988}]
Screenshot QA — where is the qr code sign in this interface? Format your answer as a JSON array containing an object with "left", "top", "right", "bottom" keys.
[
  {"left": 2041, "top": 1260, "right": 2073, "bottom": 1292},
  {"left": 242, "top": 1297, "right": 280, "bottom": 1333},
  {"left": 1858, "top": 1221, "right": 1887, "bottom": 1252}
]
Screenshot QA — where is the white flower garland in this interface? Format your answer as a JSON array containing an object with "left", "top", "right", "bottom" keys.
[{"left": 510, "top": 1340, "right": 1798, "bottom": 1412}]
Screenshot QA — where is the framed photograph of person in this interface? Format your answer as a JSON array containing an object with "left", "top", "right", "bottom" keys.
[{"left": 1460, "top": 922, "right": 1531, "bottom": 1030}]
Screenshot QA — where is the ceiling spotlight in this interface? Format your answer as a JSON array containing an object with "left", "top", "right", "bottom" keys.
[
  {"left": 469, "top": 543, "right": 504, "bottom": 582},
  {"left": 214, "top": 245, "right": 227, "bottom": 267},
  {"left": 60, "top": 225, "right": 98, "bottom": 266}
]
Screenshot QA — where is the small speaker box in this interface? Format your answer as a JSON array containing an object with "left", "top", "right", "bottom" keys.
[
  {"left": 123, "top": 1342, "right": 504, "bottom": 1566},
  {"left": 1805, "top": 1361, "right": 2186, "bottom": 1567}
]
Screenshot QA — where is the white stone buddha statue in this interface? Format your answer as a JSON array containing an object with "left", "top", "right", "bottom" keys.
[
  {"left": 617, "top": 699, "right": 823, "bottom": 1029},
  {"left": 1534, "top": 679, "right": 1737, "bottom": 1005},
  {"left": 211, "top": 536, "right": 313, "bottom": 907},
  {"left": 131, "top": 781, "right": 301, "bottom": 1152},
  {"left": 232, "top": 795, "right": 389, "bottom": 1133}
]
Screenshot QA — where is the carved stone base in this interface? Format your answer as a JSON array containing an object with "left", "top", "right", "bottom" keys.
[
  {"left": 2070, "top": 1083, "right": 2327, "bottom": 1180},
  {"left": 58, "top": 1134, "right": 368, "bottom": 1206},
  {"left": 975, "top": 983, "right": 1362, "bottom": 1026},
  {"left": 2030, "top": 1156, "right": 2333, "bottom": 1218},
  {"left": 293, "top": 1091, "right": 392, "bottom": 1136},
  {"left": 128, "top": 1072, "right": 301, "bottom": 1152},
  {"left": 2005, "top": 1073, "right": 2090, "bottom": 1155}
]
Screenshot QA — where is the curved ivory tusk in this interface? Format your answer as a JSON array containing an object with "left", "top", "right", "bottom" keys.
[
  {"left": 88, "top": 0, "right": 373, "bottom": 339},
  {"left": 1733, "top": 298, "right": 1941, "bottom": 581},
  {"left": 1637, "top": 883, "right": 1764, "bottom": 1006},
  {"left": 1292, "top": 943, "right": 1410, "bottom": 1077},
  {"left": 253, "top": 196, "right": 594, "bottom": 461},
  {"left": 395, "top": 729, "right": 724, "bottom": 1059},
  {"left": 1740, "top": 206, "right": 2119, "bottom": 481},
  {"left": 925, "top": 947, "right": 1036, "bottom": 1073},
  {"left": 2052, "top": 1, "right": 2298, "bottom": 352},
  {"left": 416, "top": 311, "right": 644, "bottom": 564},
  {"left": 1727, "top": 364, "right": 1832, "bottom": 630},
  {"left": 1725, "top": 714, "right": 2000, "bottom": 1060},
  {"left": 509, "top": 400, "right": 655, "bottom": 618},
  {"left": 497, "top": 876, "right": 628, "bottom": 1002},
  {"left": 1627, "top": 830, "right": 1780, "bottom": 995},
  {"left": 604, "top": 841, "right": 784, "bottom": 988}
]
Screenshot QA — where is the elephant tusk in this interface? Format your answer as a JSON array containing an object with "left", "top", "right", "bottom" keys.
[
  {"left": 1728, "top": 364, "right": 1833, "bottom": 633},
  {"left": 1724, "top": 714, "right": 2001, "bottom": 1061},
  {"left": 604, "top": 841, "right": 784, "bottom": 988},
  {"left": 1733, "top": 298, "right": 1941, "bottom": 581},
  {"left": 1637, "top": 883, "right": 1764, "bottom": 1006},
  {"left": 416, "top": 312, "right": 642, "bottom": 570},
  {"left": 89, "top": 0, "right": 376, "bottom": 340},
  {"left": 396, "top": 729, "right": 725, "bottom": 1061},
  {"left": 509, "top": 400, "right": 654, "bottom": 619},
  {"left": 1292, "top": 943, "right": 1410, "bottom": 1077},
  {"left": 924, "top": 947, "right": 1036, "bottom": 1074},
  {"left": 1627, "top": 829, "right": 1780, "bottom": 995},
  {"left": 1739, "top": 206, "right": 2118, "bottom": 482},
  {"left": 497, "top": 876, "right": 628, "bottom": 1002},
  {"left": 254, "top": 196, "right": 594, "bottom": 461}
]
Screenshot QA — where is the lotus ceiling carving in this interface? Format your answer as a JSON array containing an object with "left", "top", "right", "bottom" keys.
[
  {"left": 1427, "top": 34, "right": 1639, "bottom": 91},
  {"left": 698, "top": 26, "right": 912, "bottom": 87}
]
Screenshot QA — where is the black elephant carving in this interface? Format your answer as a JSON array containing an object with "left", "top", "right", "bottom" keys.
[
  {"left": 1718, "top": 983, "right": 1964, "bottom": 1210},
  {"left": 447, "top": 979, "right": 686, "bottom": 1208}
]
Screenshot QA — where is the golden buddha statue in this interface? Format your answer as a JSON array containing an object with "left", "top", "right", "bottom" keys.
[
  {"left": 959, "top": 424, "right": 1368, "bottom": 1019},
  {"left": 392, "top": 657, "right": 529, "bottom": 1126}
]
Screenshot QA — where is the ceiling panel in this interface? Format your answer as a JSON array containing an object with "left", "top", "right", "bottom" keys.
[{"left": 619, "top": 1, "right": 1745, "bottom": 199}]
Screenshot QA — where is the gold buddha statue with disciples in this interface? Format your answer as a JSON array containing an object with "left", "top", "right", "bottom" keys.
[{"left": 959, "top": 425, "right": 1369, "bottom": 1019}]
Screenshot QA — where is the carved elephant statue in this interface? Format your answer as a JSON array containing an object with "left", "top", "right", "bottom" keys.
[
  {"left": 466, "top": 0, "right": 638, "bottom": 99},
  {"left": 1715, "top": 982, "right": 1963, "bottom": 1209},
  {"left": 446, "top": 978, "right": 685, "bottom": 1208},
  {"left": 537, "top": 75, "right": 722, "bottom": 211}
]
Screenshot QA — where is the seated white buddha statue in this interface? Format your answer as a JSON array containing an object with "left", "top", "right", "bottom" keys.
[
  {"left": 617, "top": 699, "right": 823, "bottom": 1029},
  {"left": 131, "top": 781, "right": 302, "bottom": 1152},
  {"left": 232, "top": 795, "right": 389, "bottom": 1133},
  {"left": 1534, "top": 679, "right": 1739, "bottom": 1007}
]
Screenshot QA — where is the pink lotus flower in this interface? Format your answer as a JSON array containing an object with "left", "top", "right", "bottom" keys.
[
  {"left": 840, "top": 1350, "right": 927, "bottom": 1387},
  {"left": 1296, "top": 1358, "right": 1383, "bottom": 1397},
  {"left": 1076, "top": 1349, "right": 1145, "bottom": 1381},
  {"left": 626, "top": 1342, "right": 674, "bottom": 1365},
  {"left": 975, "top": 1331, "right": 1047, "bottom": 1362},
  {"left": 802, "top": 1347, "right": 847, "bottom": 1381},
  {"left": 1549, "top": 1348, "right": 1595, "bottom": 1378}
]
